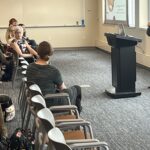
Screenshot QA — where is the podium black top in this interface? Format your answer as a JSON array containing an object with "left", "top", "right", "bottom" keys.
[{"left": 105, "top": 33, "right": 142, "bottom": 47}]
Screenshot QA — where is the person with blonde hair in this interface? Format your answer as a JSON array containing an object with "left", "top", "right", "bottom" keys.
[
  {"left": 10, "top": 26, "right": 38, "bottom": 63},
  {"left": 5, "top": 18, "right": 18, "bottom": 44},
  {"left": 5, "top": 26, "right": 16, "bottom": 44}
]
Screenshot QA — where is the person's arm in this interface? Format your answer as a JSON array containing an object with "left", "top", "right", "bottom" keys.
[
  {"left": 25, "top": 41, "right": 38, "bottom": 57},
  {"left": 10, "top": 42, "right": 33, "bottom": 58}
]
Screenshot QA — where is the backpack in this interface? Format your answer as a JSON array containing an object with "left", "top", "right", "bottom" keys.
[{"left": 9, "top": 128, "right": 35, "bottom": 150}]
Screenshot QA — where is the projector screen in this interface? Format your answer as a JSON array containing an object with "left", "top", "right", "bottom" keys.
[{"left": 105, "top": 0, "right": 128, "bottom": 25}]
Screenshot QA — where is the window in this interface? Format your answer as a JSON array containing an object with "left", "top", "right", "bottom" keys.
[
  {"left": 148, "top": 0, "right": 150, "bottom": 21},
  {"left": 128, "top": 0, "right": 135, "bottom": 27}
]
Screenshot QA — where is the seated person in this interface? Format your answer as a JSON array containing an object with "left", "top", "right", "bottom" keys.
[
  {"left": 18, "top": 23, "right": 38, "bottom": 50},
  {"left": 10, "top": 26, "right": 38, "bottom": 63},
  {"left": 26, "top": 41, "right": 82, "bottom": 113},
  {"left": 5, "top": 26, "right": 16, "bottom": 44},
  {"left": 5, "top": 18, "right": 18, "bottom": 44}
]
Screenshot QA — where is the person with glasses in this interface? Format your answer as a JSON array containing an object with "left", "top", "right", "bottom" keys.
[{"left": 10, "top": 26, "right": 38, "bottom": 63}]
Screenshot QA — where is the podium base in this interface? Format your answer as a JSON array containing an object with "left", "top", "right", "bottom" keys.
[{"left": 105, "top": 88, "right": 141, "bottom": 99}]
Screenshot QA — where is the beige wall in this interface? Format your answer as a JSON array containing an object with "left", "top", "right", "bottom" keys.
[
  {"left": 96, "top": 0, "right": 150, "bottom": 67},
  {"left": 1, "top": 0, "right": 150, "bottom": 67},
  {"left": 0, "top": 0, "right": 98, "bottom": 48}
]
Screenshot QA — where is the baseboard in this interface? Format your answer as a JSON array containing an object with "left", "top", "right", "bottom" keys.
[{"left": 54, "top": 46, "right": 96, "bottom": 51}]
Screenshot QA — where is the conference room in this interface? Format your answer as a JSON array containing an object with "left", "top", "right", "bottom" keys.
[{"left": 0, "top": 0, "right": 150, "bottom": 149}]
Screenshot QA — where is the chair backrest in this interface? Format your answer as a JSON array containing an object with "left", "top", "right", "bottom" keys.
[
  {"left": 48, "top": 127, "right": 72, "bottom": 150},
  {"left": 28, "top": 84, "right": 43, "bottom": 98},
  {"left": 31, "top": 94, "right": 46, "bottom": 111},
  {"left": 37, "top": 108, "right": 55, "bottom": 131},
  {"left": 29, "top": 84, "right": 42, "bottom": 95},
  {"left": 29, "top": 84, "right": 42, "bottom": 93}
]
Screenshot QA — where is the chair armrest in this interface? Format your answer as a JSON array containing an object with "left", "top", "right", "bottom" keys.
[
  {"left": 44, "top": 93, "right": 69, "bottom": 99},
  {"left": 66, "top": 139, "right": 99, "bottom": 144},
  {"left": 49, "top": 105, "right": 77, "bottom": 111},
  {"left": 49, "top": 105, "right": 79, "bottom": 119},
  {"left": 44, "top": 92, "right": 71, "bottom": 105},
  {"left": 56, "top": 120, "right": 91, "bottom": 129},
  {"left": 68, "top": 140, "right": 109, "bottom": 150},
  {"left": 55, "top": 119, "right": 84, "bottom": 124}
]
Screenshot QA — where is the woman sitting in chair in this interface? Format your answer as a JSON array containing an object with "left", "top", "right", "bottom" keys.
[
  {"left": 5, "top": 18, "right": 18, "bottom": 44},
  {"left": 26, "top": 41, "right": 82, "bottom": 113},
  {"left": 10, "top": 26, "right": 38, "bottom": 63}
]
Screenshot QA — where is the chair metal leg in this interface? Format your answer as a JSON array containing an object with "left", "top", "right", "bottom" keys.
[
  {"left": 24, "top": 110, "right": 32, "bottom": 130},
  {"left": 18, "top": 79, "right": 26, "bottom": 106},
  {"left": 22, "top": 101, "right": 28, "bottom": 127}
]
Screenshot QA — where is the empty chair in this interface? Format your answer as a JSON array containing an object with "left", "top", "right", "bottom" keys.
[
  {"left": 37, "top": 108, "right": 93, "bottom": 139},
  {"left": 36, "top": 108, "right": 94, "bottom": 149},
  {"left": 48, "top": 127, "right": 109, "bottom": 150}
]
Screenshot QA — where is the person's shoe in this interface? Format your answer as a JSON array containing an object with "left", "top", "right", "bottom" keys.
[{"left": 5, "top": 105, "right": 15, "bottom": 122}]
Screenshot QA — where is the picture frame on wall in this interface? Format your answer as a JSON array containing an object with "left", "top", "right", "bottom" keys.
[{"left": 105, "top": 0, "right": 128, "bottom": 25}]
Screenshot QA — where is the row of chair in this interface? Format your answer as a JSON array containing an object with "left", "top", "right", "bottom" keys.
[{"left": 17, "top": 58, "right": 109, "bottom": 150}]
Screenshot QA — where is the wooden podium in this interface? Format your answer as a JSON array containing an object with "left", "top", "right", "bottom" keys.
[{"left": 105, "top": 33, "right": 142, "bottom": 98}]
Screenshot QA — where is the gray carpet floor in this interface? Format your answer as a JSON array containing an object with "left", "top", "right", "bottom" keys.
[{"left": 2, "top": 48, "right": 150, "bottom": 150}]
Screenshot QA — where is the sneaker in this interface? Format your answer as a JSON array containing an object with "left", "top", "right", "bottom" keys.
[{"left": 5, "top": 105, "right": 15, "bottom": 122}]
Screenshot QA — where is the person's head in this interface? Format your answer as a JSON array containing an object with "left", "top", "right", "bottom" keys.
[
  {"left": 14, "top": 26, "right": 23, "bottom": 40},
  {"left": 8, "top": 26, "right": 16, "bottom": 38},
  {"left": 37, "top": 41, "right": 54, "bottom": 61},
  {"left": 9, "top": 18, "right": 18, "bottom": 26},
  {"left": 148, "top": 22, "right": 150, "bottom": 27},
  {"left": 18, "top": 23, "right": 26, "bottom": 36}
]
